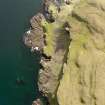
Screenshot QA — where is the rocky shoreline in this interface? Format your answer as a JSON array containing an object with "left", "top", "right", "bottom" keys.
[
  {"left": 24, "top": 0, "right": 105, "bottom": 105},
  {"left": 24, "top": 1, "right": 72, "bottom": 104}
]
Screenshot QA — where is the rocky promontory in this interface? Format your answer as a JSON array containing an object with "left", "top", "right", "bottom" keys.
[{"left": 24, "top": 0, "right": 105, "bottom": 105}]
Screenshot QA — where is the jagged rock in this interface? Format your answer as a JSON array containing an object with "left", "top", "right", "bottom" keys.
[
  {"left": 30, "top": 13, "right": 44, "bottom": 29},
  {"left": 32, "top": 99, "right": 43, "bottom": 105},
  {"left": 24, "top": 13, "right": 45, "bottom": 52}
]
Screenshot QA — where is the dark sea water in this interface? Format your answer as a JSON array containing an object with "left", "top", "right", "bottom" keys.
[{"left": 0, "top": 0, "right": 42, "bottom": 105}]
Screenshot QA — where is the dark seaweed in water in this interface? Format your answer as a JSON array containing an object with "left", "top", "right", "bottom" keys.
[{"left": 16, "top": 77, "right": 24, "bottom": 85}]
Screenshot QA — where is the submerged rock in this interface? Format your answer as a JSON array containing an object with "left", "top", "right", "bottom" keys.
[{"left": 16, "top": 77, "right": 25, "bottom": 85}]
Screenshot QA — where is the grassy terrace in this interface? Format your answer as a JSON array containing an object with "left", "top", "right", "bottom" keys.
[{"left": 41, "top": 19, "right": 55, "bottom": 56}]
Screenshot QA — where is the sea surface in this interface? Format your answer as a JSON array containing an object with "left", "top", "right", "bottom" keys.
[{"left": 0, "top": 0, "right": 42, "bottom": 105}]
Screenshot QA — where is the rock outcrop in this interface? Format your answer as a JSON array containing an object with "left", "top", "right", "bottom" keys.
[
  {"left": 24, "top": 0, "right": 105, "bottom": 105},
  {"left": 32, "top": 99, "right": 43, "bottom": 105},
  {"left": 24, "top": 13, "right": 45, "bottom": 52}
]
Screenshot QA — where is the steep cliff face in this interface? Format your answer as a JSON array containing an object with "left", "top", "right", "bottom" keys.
[
  {"left": 24, "top": 0, "right": 105, "bottom": 105},
  {"left": 57, "top": 0, "right": 105, "bottom": 105}
]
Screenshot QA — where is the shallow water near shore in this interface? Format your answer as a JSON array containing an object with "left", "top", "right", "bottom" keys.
[{"left": 0, "top": 0, "right": 42, "bottom": 105}]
